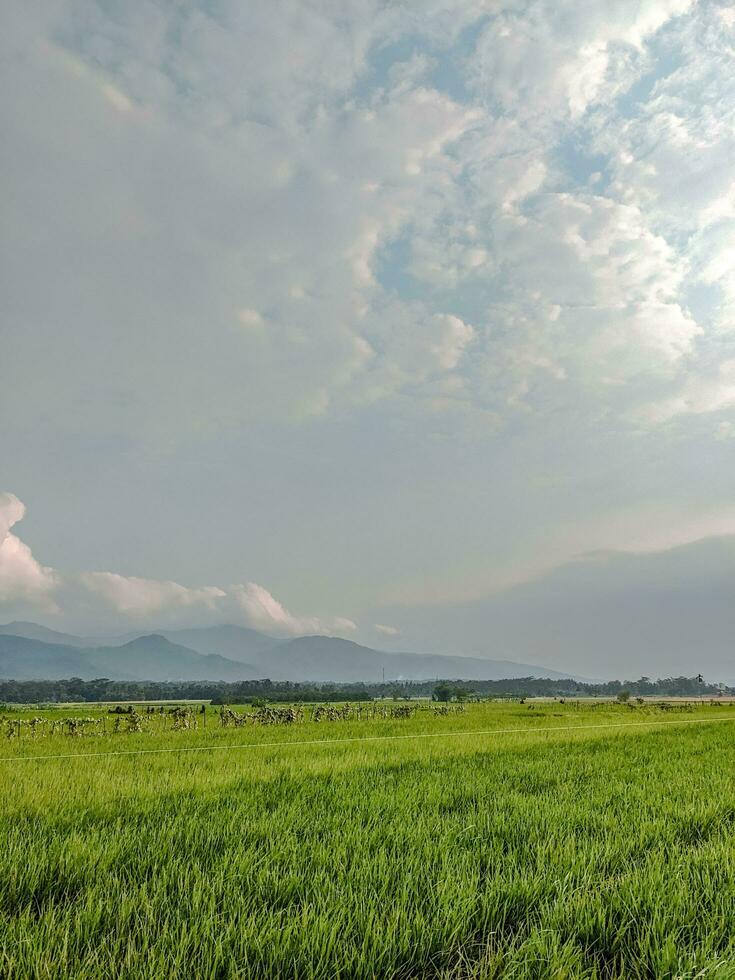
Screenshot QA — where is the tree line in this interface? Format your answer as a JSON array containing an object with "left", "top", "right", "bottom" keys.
[{"left": 0, "top": 674, "right": 729, "bottom": 704}]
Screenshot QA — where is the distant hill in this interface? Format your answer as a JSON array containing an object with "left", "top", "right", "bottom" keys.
[
  {"left": 0, "top": 633, "right": 257, "bottom": 682},
  {"left": 0, "top": 621, "right": 92, "bottom": 647},
  {"left": 259, "top": 635, "right": 577, "bottom": 683},
  {"left": 382, "top": 535, "right": 735, "bottom": 680},
  {"left": 157, "top": 624, "right": 278, "bottom": 663},
  {"left": 92, "top": 635, "right": 258, "bottom": 682},
  {"left": 0, "top": 622, "right": 579, "bottom": 683},
  {"left": 0, "top": 634, "right": 125, "bottom": 681}
]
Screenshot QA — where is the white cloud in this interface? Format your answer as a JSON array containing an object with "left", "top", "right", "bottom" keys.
[
  {"left": 0, "top": 495, "right": 363, "bottom": 634},
  {"left": 469, "top": 0, "right": 693, "bottom": 123},
  {"left": 375, "top": 623, "right": 400, "bottom": 636},
  {"left": 3, "top": 0, "right": 712, "bottom": 445},
  {"left": 232, "top": 582, "right": 357, "bottom": 637},
  {"left": 4, "top": 0, "right": 735, "bottom": 633},
  {"left": 1, "top": 4, "right": 491, "bottom": 439},
  {"left": 100, "top": 82, "right": 135, "bottom": 114},
  {"left": 237, "top": 307, "right": 265, "bottom": 328},
  {"left": 80, "top": 572, "right": 226, "bottom": 616},
  {"left": 0, "top": 493, "right": 59, "bottom": 610},
  {"left": 430, "top": 314, "right": 475, "bottom": 371},
  {"left": 639, "top": 360, "right": 735, "bottom": 424},
  {"left": 4, "top": 0, "right": 724, "bottom": 437},
  {"left": 333, "top": 617, "right": 359, "bottom": 633}
]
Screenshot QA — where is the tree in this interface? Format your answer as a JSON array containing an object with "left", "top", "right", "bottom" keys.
[{"left": 617, "top": 689, "right": 631, "bottom": 703}]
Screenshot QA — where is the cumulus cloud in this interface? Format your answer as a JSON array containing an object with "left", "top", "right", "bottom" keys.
[
  {"left": 80, "top": 572, "right": 226, "bottom": 616},
  {"left": 4, "top": 0, "right": 735, "bottom": 632},
  {"left": 469, "top": 0, "right": 693, "bottom": 122},
  {"left": 0, "top": 493, "right": 59, "bottom": 610},
  {"left": 482, "top": 193, "right": 699, "bottom": 383},
  {"left": 0, "top": 494, "right": 363, "bottom": 634},
  {"left": 4, "top": 0, "right": 726, "bottom": 442},
  {"left": 232, "top": 582, "right": 357, "bottom": 637},
  {"left": 639, "top": 360, "right": 735, "bottom": 425},
  {"left": 430, "top": 315, "right": 475, "bottom": 371}
]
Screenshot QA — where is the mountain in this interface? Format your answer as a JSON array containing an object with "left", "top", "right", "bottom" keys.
[
  {"left": 0, "top": 634, "right": 122, "bottom": 681},
  {"left": 156, "top": 624, "right": 278, "bottom": 664},
  {"left": 92, "top": 635, "right": 258, "bottom": 682},
  {"left": 256, "top": 635, "right": 577, "bottom": 683},
  {"left": 0, "top": 621, "right": 92, "bottom": 647},
  {"left": 0, "top": 633, "right": 257, "bottom": 682},
  {"left": 51, "top": 623, "right": 282, "bottom": 659},
  {"left": 0, "top": 625, "right": 577, "bottom": 684},
  {"left": 375, "top": 536, "right": 735, "bottom": 681}
]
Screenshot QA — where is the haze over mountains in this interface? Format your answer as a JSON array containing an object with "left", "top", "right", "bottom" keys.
[
  {"left": 0, "top": 622, "right": 578, "bottom": 684},
  {"left": 3, "top": 537, "right": 735, "bottom": 684},
  {"left": 378, "top": 537, "right": 735, "bottom": 680},
  {"left": 0, "top": 632, "right": 256, "bottom": 683}
]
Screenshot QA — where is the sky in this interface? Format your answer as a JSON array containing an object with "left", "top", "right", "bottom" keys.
[{"left": 2, "top": 1, "right": 735, "bottom": 678}]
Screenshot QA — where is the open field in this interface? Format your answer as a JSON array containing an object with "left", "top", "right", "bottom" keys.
[{"left": 2, "top": 701, "right": 735, "bottom": 978}]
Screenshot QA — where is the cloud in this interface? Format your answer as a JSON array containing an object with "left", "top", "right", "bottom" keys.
[
  {"left": 430, "top": 315, "right": 475, "bottom": 371},
  {"left": 232, "top": 582, "right": 357, "bottom": 637},
  {"left": 469, "top": 0, "right": 693, "bottom": 122},
  {"left": 375, "top": 623, "right": 400, "bottom": 636},
  {"left": 639, "top": 360, "right": 735, "bottom": 424},
  {"left": 0, "top": 494, "right": 362, "bottom": 634},
  {"left": 3, "top": 0, "right": 735, "bottom": 638},
  {"left": 1, "top": 0, "right": 710, "bottom": 442},
  {"left": 484, "top": 193, "right": 699, "bottom": 382},
  {"left": 237, "top": 307, "right": 265, "bottom": 329},
  {"left": 80, "top": 572, "right": 226, "bottom": 616},
  {"left": 0, "top": 493, "right": 59, "bottom": 611},
  {"left": 0, "top": 3, "right": 487, "bottom": 440},
  {"left": 333, "top": 617, "right": 359, "bottom": 633},
  {"left": 2, "top": 0, "right": 723, "bottom": 439}
]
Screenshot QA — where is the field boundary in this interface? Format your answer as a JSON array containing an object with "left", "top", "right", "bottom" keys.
[{"left": 2, "top": 713, "right": 735, "bottom": 764}]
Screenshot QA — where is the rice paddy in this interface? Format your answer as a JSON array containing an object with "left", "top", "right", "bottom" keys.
[{"left": 2, "top": 699, "right": 735, "bottom": 979}]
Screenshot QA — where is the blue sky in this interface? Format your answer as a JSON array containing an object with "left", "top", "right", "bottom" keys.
[{"left": 2, "top": 1, "right": 735, "bottom": 675}]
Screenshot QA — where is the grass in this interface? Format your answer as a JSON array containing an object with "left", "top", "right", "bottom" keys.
[{"left": 2, "top": 700, "right": 735, "bottom": 978}]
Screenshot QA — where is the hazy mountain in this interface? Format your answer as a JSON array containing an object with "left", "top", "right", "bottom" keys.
[
  {"left": 157, "top": 624, "right": 278, "bottom": 663},
  {"left": 65, "top": 623, "right": 281, "bottom": 660},
  {"left": 92, "top": 635, "right": 258, "bottom": 682},
  {"left": 0, "top": 621, "right": 92, "bottom": 647},
  {"left": 255, "top": 635, "right": 577, "bottom": 683},
  {"left": 0, "top": 633, "right": 257, "bottom": 682},
  {"left": 0, "top": 624, "right": 578, "bottom": 684},
  {"left": 5, "top": 537, "right": 734, "bottom": 683},
  {"left": 378, "top": 536, "right": 735, "bottom": 681},
  {"left": 0, "top": 622, "right": 278, "bottom": 659},
  {"left": 0, "top": 634, "right": 123, "bottom": 681}
]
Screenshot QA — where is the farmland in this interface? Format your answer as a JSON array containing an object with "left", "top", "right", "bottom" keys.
[{"left": 2, "top": 700, "right": 735, "bottom": 979}]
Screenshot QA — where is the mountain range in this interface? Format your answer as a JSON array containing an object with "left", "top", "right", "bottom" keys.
[{"left": 0, "top": 621, "right": 578, "bottom": 683}]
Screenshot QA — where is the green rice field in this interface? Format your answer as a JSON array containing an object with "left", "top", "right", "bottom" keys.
[{"left": 2, "top": 700, "right": 735, "bottom": 979}]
